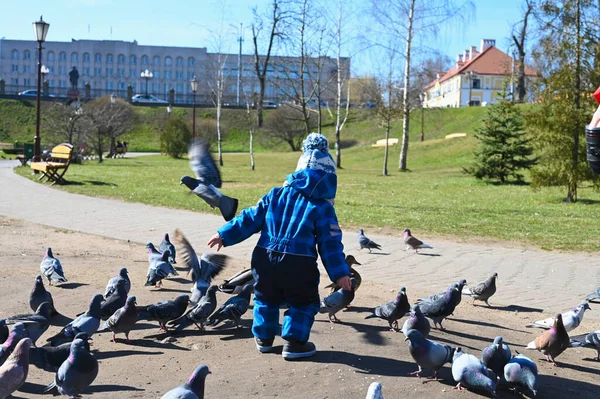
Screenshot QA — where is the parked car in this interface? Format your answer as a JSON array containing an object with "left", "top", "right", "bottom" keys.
[
  {"left": 251, "top": 101, "right": 280, "bottom": 109},
  {"left": 131, "top": 94, "right": 169, "bottom": 105},
  {"left": 18, "top": 89, "right": 55, "bottom": 97}
]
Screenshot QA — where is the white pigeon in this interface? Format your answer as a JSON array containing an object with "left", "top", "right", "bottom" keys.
[
  {"left": 526, "top": 302, "right": 591, "bottom": 332},
  {"left": 365, "top": 382, "right": 384, "bottom": 399}
]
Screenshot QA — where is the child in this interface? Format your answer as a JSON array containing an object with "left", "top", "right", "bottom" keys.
[{"left": 207, "top": 133, "right": 351, "bottom": 360}]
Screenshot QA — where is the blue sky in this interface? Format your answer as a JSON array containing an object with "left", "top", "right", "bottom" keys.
[{"left": 1, "top": 0, "right": 527, "bottom": 74}]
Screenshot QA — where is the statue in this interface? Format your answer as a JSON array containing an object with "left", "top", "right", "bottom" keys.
[{"left": 69, "top": 66, "right": 80, "bottom": 90}]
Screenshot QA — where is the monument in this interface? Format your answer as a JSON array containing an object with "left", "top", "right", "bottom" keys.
[{"left": 67, "top": 66, "right": 80, "bottom": 99}]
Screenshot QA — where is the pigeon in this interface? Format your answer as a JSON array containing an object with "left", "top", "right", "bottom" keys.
[
  {"left": 104, "top": 267, "right": 131, "bottom": 298},
  {"left": 0, "top": 337, "right": 32, "bottom": 399},
  {"left": 180, "top": 139, "right": 238, "bottom": 221},
  {"left": 402, "top": 304, "right": 431, "bottom": 338},
  {"left": 586, "top": 287, "right": 600, "bottom": 303},
  {"left": 46, "top": 294, "right": 104, "bottom": 346},
  {"left": 30, "top": 274, "right": 57, "bottom": 315},
  {"left": 366, "top": 286, "right": 410, "bottom": 331},
  {"left": 419, "top": 283, "right": 461, "bottom": 330},
  {"left": 0, "top": 320, "right": 8, "bottom": 344},
  {"left": 100, "top": 279, "right": 128, "bottom": 320},
  {"left": 324, "top": 255, "right": 362, "bottom": 293},
  {"left": 4, "top": 302, "right": 53, "bottom": 346},
  {"left": 452, "top": 348, "right": 497, "bottom": 397},
  {"left": 0, "top": 323, "right": 27, "bottom": 367},
  {"left": 30, "top": 332, "right": 91, "bottom": 373},
  {"left": 365, "top": 382, "right": 384, "bottom": 399},
  {"left": 40, "top": 247, "right": 68, "bottom": 286},
  {"left": 137, "top": 294, "right": 190, "bottom": 331},
  {"left": 43, "top": 338, "right": 99, "bottom": 397},
  {"left": 147, "top": 242, "right": 163, "bottom": 264},
  {"left": 358, "top": 229, "right": 382, "bottom": 253},
  {"left": 218, "top": 268, "right": 254, "bottom": 295},
  {"left": 418, "top": 279, "right": 467, "bottom": 307},
  {"left": 481, "top": 336, "right": 512, "bottom": 378},
  {"left": 160, "top": 233, "right": 177, "bottom": 264},
  {"left": 146, "top": 250, "right": 178, "bottom": 288},
  {"left": 98, "top": 296, "right": 138, "bottom": 342},
  {"left": 161, "top": 364, "right": 211, "bottom": 399},
  {"left": 168, "top": 286, "right": 219, "bottom": 332},
  {"left": 569, "top": 330, "right": 600, "bottom": 361},
  {"left": 206, "top": 284, "right": 253, "bottom": 328},
  {"left": 404, "top": 329, "right": 455, "bottom": 380},
  {"left": 463, "top": 272, "right": 498, "bottom": 306},
  {"left": 526, "top": 302, "right": 590, "bottom": 332},
  {"left": 319, "top": 278, "right": 358, "bottom": 323},
  {"left": 403, "top": 228, "right": 433, "bottom": 253},
  {"left": 504, "top": 353, "right": 538, "bottom": 397},
  {"left": 526, "top": 313, "right": 570, "bottom": 366}
]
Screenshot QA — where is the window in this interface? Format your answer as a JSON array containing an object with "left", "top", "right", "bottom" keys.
[
  {"left": 106, "top": 81, "right": 114, "bottom": 89},
  {"left": 188, "top": 57, "right": 195, "bottom": 67},
  {"left": 176, "top": 71, "right": 183, "bottom": 79},
  {"left": 118, "top": 54, "right": 125, "bottom": 64},
  {"left": 47, "top": 51, "right": 55, "bottom": 61},
  {"left": 230, "top": 68, "right": 238, "bottom": 77},
  {"left": 130, "top": 55, "right": 137, "bottom": 64},
  {"left": 176, "top": 84, "right": 183, "bottom": 93},
  {"left": 118, "top": 69, "right": 125, "bottom": 77},
  {"left": 130, "top": 69, "right": 136, "bottom": 78},
  {"left": 472, "top": 78, "right": 481, "bottom": 89},
  {"left": 188, "top": 72, "right": 195, "bottom": 80},
  {"left": 24, "top": 78, "right": 31, "bottom": 86},
  {"left": 164, "top": 83, "right": 171, "bottom": 92},
  {"left": 24, "top": 50, "right": 31, "bottom": 60},
  {"left": 165, "top": 57, "right": 172, "bottom": 66},
  {"left": 141, "top": 55, "right": 149, "bottom": 65},
  {"left": 107, "top": 54, "right": 113, "bottom": 63},
  {"left": 131, "top": 83, "right": 136, "bottom": 89},
  {"left": 95, "top": 53, "right": 102, "bottom": 62},
  {"left": 154, "top": 71, "right": 160, "bottom": 78},
  {"left": 23, "top": 65, "right": 31, "bottom": 73},
  {"left": 83, "top": 53, "right": 90, "bottom": 62},
  {"left": 152, "top": 83, "right": 159, "bottom": 91},
  {"left": 12, "top": 65, "right": 18, "bottom": 72},
  {"left": 266, "top": 65, "right": 275, "bottom": 78},
  {"left": 11, "top": 78, "right": 18, "bottom": 85},
  {"left": 153, "top": 56, "right": 160, "bottom": 66},
  {"left": 59, "top": 80, "right": 67, "bottom": 88},
  {"left": 48, "top": 80, "right": 54, "bottom": 87},
  {"left": 165, "top": 71, "right": 172, "bottom": 79},
  {"left": 141, "top": 83, "right": 147, "bottom": 92},
  {"left": 11, "top": 50, "right": 19, "bottom": 60},
  {"left": 71, "top": 52, "right": 78, "bottom": 62},
  {"left": 83, "top": 67, "right": 90, "bottom": 75},
  {"left": 223, "top": 68, "right": 229, "bottom": 77},
  {"left": 106, "top": 69, "right": 113, "bottom": 77},
  {"left": 119, "top": 82, "right": 126, "bottom": 89},
  {"left": 94, "top": 68, "right": 102, "bottom": 76},
  {"left": 59, "top": 66, "right": 67, "bottom": 75},
  {"left": 176, "top": 57, "right": 183, "bottom": 66},
  {"left": 49, "top": 66, "right": 54, "bottom": 74}
]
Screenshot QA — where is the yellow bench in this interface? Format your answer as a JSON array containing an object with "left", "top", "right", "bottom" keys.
[{"left": 30, "top": 143, "right": 74, "bottom": 185}]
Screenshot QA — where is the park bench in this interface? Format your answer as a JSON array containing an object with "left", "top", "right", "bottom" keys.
[{"left": 30, "top": 143, "right": 74, "bottom": 185}]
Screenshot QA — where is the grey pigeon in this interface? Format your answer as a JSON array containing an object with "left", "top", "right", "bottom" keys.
[
  {"left": 168, "top": 286, "right": 219, "bottom": 332},
  {"left": 366, "top": 286, "right": 409, "bottom": 331},
  {"left": 30, "top": 332, "right": 91, "bottom": 373},
  {"left": 0, "top": 323, "right": 27, "bottom": 367},
  {"left": 218, "top": 268, "right": 253, "bottom": 295},
  {"left": 161, "top": 364, "right": 211, "bottom": 399},
  {"left": 40, "top": 248, "right": 67, "bottom": 286},
  {"left": 146, "top": 250, "right": 178, "bottom": 288},
  {"left": 527, "top": 302, "right": 590, "bottom": 332},
  {"left": 104, "top": 267, "right": 131, "bottom": 297},
  {"left": 137, "top": 294, "right": 190, "bottom": 331},
  {"left": 418, "top": 279, "right": 467, "bottom": 307},
  {"left": 46, "top": 294, "right": 104, "bottom": 346},
  {"left": 100, "top": 279, "right": 128, "bottom": 320},
  {"left": 319, "top": 278, "right": 357, "bottom": 323},
  {"left": 43, "top": 338, "right": 99, "bottom": 397},
  {"left": 0, "top": 337, "right": 32, "bottom": 399},
  {"left": 405, "top": 329, "right": 455, "bottom": 379},
  {"left": 452, "top": 348, "right": 497, "bottom": 396},
  {"left": 206, "top": 284, "right": 252, "bottom": 328},
  {"left": 5, "top": 302, "right": 53, "bottom": 346},
  {"left": 160, "top": 233, "right": 177, "bottom": 264},
  {"left": 586, "top": 287, "right": 600, "bottom": 303},
  {"left": 98, "top": 296, "right": 138, "bottom": 342},
  {"left": 569, "top": 329, "right": 600, "bottom": 361},
  {"left": 358, "top": 229, "right": 381, "bottom": 252},
  {"left": 403, "top": 228, "right": 433, "bottom": 253},
  {"left": 504, "top": 353, "right": 538, "bottom": 397},
  {"left": 365, "top": 382, "right": 384, "bottom": 399},
  {"left": 481, "top": 336, "right": 512, "bottom": 378},
  {"left": 526, "top": 313, "right": 570, "bottom": 366},
  {"left": 419, "top": 283, "right": 461, "bottom": 330},
  {"left": 147, "top": 243, "right": 163, "bottom": 264},
  {"left": 180, "top": 139, "right": 238, "bottom": 221},
  {"left": 402, "top": 304, "right": 431, "bottom": 338},
  {"left": 30, "top": 274, "right": 57, "bottom": 315},
  {"left": 0, "top": 320, "right": 8, "bottom": 344},
  {"left": 463, "top": 273, "right": 498, "bottom": 306},
  {"left": 324, "top": 255, "right": 362, "bottom": 293}
]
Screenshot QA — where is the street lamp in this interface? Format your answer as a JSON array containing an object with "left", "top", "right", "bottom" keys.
[
  {"left": 167, "top": 104, "right": 172, "bottom": 118},
  {"left": 190, "top": 76, "right": 198, "bottom": 139},
  {"left": 33, "top": 15, "right": 50, "bottom": 163},
  {"left": 110, "top": 93, "right": 116, "bottom": 105},
  {"left": 141, "top": 69, "right": 153, "bottom": 96}
]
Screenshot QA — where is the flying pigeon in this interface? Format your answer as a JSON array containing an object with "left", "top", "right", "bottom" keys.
[
  {"left": 161, "top": 364, "right": 211, "bottom": 399},
  {"left": 418, "top": 279, "right": 467, "bottom": 307},
  {"left": 526, "top": 302, "right": 590, "bottom": 332},
  {"left": 4, "top": 302, "right": 53, "bottom": 346},
  {"left": 586, "top": 287, "right": 600, "bottom": 303},
  {"left": 30, "top": 274, "right": 57, "bottom": 315},
  {"left": 0, "top": 320, "right": 8, "bottom": 344},
  {"left": 98, "top": 296, "right": 138, "bottom": 342},
  {"left": 481, "top": 336, "right": 512, "bottom": 378},
  {"left": 46, "top": 294, "right": 104, "bottom": 346},
  {"left": 451, "top": 348, "right": 497, "bottom": 397},
  {"left": 0, "top": 337, "right": 32, "bottom": 399},
  {"left": 324, "top": 255, "right": 362, "bottom": 293},
  {"left": 137, "top": 294, "right": 190, "bottom": 331},
  {"left": 319, "top": 278, "right": 358, "bottom": 323},
  {"left": 43, "top": 338, "right": 99, "bottom": 397},
  {"left": 0, "top": 323, "right": 27, "bottom": 367},
  {"left": 365, "top": 382, "right": 384, "bottom": 399},
  {"left": 40, "top": 247, "right": 67, "bottom": 286},
  {"left": 569, "top": 330, "right": 600, "bottom": 361},
  {"left": 358, "top": 229, "right": 382, "bottom": 253},
  {"left": 104, "top": 267, "right": 131, "bottom": 298},
  {"left": 403, "top": 228, "right": 433, "bottom": 253},
  {"left": 504, "top": 353, "right": 538, "bottom": 397},
  {"left": 405, "top": 329, "right": 455, "bottom": 380},
  {"left": 146, "top": 250, "right": 178, "bottom": 288},
  {"left": 463, "top": 273, "right": 498, "bottom": 306},
  {"left": 206, "top": 284, "right": 253, "bottom": 328},
  {"left": 168, "top": 286, "right": 219, "bottom": 332},
  {"left": 180, "top": 139, "right": 238, "bottom": 221},
  {"left": 402, "top": 304, "right": 431, "bottom": 339},
  {"left": 219, "top": 268, "right": 254, "bottom": 295},
  {"left": 366, "top": 286, "right": 410, "bottom": 331},
  {"left": 30, "top": 332, "right": 91, "bottom": 373},
  {"left": 159, "top": 233, "right": 177, "bottom": 264},
  {"left": 526, "top": 313, "right": 570, "bottom": 366},
  {"left": 419, "top": 283, "right": 461, "bottom": 330}
]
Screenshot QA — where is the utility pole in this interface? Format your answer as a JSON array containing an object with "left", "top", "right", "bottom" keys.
[{"left": 237, "top": 23, "right": 243, "bottom": 106}]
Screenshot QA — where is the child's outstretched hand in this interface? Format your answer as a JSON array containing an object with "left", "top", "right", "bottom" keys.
[
  {"left": 336, "top": 275, "right": 352, "bottom": 291},
  {"left": 207, "top": 233, "right": 223, "bottom": 251}
]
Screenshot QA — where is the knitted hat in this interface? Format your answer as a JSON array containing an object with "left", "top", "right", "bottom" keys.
[{"left": 295, "top": 133, "right": 336, "bottom": 174}]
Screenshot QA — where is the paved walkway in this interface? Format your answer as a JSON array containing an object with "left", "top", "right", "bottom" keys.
[{"left": 1, "top": 159, "right": 598, "bottom": 318}]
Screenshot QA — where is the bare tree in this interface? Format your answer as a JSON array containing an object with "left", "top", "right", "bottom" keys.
[
  {"left": 263, "top": 105, "right": 316, "bottom": 151},
  {"left": 512, "top": 0, "right": 534, "bottom": 103},
  {"left": 333, "top": 0, "right": 351, "bottom": 168},
  {"left": 42, "top": 102, "right": 86, "bottom": 149}
]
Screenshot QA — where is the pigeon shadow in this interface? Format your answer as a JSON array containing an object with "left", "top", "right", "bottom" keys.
[
  {"left": 315, "top": 319, "right": 390, "bottom": 346},
  {"left": 49, "top": 312, "right": 73, "bottom": 327},
  {"left": 416, "top": 253, "right": 442, "bottom": 257},
  {"left": 446, "top": 317, "right": 522, "bottom": 332},
  {"left": 442, "top": 328, "right": 521, "bottom": 347},
  {"left": 88, "top": 384, "right": 144, "bottom": 393},
  {"left": 310, "top": 350, "right": 414, "bottom": 377},
  {"left": 131, "top": 322, "right": 160, "bottom": 331},
  {"left": 554, "top": 361, "right": 600, "bottom": 376},
  {"left": 18, "top": 382, "right": 48, "bottom": 394},
  {"left": 364, "top": 252, "right": 390, "bottom": 256},
  {"left": 485, "top": 304, "right": 544, "bottom": 313},
  {"left": 537, "top": 373, "right": 600, "bottom": 398},
  {"left": 167, "top": 277, "right": 192, "bottom": 284},
  {"left": 342, "top": 306, "right": 373, "bottom": 313},
  {"left": 151, "top": 287, "right": 190, "bottom": 293},
  {"left": 95, "top": 349, "right": 163, "bottom": 360},
  {"left": 83, "top": 180, "right": 117, "bottom": 186},
  {"left": 57, "top": 282, "right": 89, "bottom": 290},
  {"left": 428, "top": 333, "right": 480, "bottom": 352},
  {"left": 130, "top": 337, "right": 190, "bottom": 351}
]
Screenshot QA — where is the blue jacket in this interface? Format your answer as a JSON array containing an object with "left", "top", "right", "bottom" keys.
[{"left": 218, "top": 168, "right": 350, "bottom": 283}]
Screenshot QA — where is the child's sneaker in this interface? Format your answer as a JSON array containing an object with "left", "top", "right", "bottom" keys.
[
  {"left": 282, "top": 341, "right": 316, "bottom": 360},
  {"left": 255, "top": 337, "right": 275, "bottom": 353}
]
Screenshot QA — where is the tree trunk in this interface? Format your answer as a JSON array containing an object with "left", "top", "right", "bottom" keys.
[
  {"left": 569, "top": 0, "right": 582, "bottom": 202},
  {"left": 399, "top": 0, "right": 415, "bottom": 171},
  {"left": 250, "top": 127, "right": 255, "bottom": 170},
  {"left": 383, "top": 118, "right": 390, "bottom": 176},
  {"left": 217, "top": 89, "right": 223, "bottom": 166},
  {"left": 97, "top": 135, "right": 103, "bottom": 164}
]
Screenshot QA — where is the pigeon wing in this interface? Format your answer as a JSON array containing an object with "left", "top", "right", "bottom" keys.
[
  {"left": 174, "top": 229, "right": 200, "bottom": 277},
  {"left": 189, "top": 139, "right": 222, "bottom": 188}
]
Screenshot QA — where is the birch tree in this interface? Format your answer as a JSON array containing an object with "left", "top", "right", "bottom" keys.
[{"left": 512, "top": 0, "right": 534, "bottom": 103}]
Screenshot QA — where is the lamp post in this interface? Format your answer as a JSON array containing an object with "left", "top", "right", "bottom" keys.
[
  {"left": 141, "top": 69, "right": 153, "bottom": 96},
  {"left": 190, "top": 76, "right": 198, "bottom": 139},
  {"left": 167, "top": 104, "right": 172, "bottom": 118},
  {"left": 110, "top": 93, "right": 116, "bottom": 105},
  {"left": 33, "top": 15, "right": 50, "bottom": 163}
]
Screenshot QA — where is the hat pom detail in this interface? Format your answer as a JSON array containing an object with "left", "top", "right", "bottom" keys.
[{"left": 302, "top": 133, "right": 329, "bottom": 153}]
